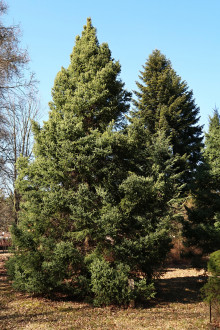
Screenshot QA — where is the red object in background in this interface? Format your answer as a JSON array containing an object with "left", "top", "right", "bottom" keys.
[{"left": 0, "top": 232, "right": 11, "bottom": 250}]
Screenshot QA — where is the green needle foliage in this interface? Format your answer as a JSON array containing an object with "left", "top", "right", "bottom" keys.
[
  {"left": 204, "top": 108, "right": 220, "bottom": 181},
  {"left": 7, "top": 20, "right": 184, "bottom": 306},
  {"left": 7, "top": 18, "right": 130, "bottom": 299},
  {"left": 183, "top": 109, "right": 220, "bottom": 254},
  {"left": 133, "top": 50, "right": 203, "bottom": 187},
  {"left": 201, "top": 250, "right": 220, "bottom": 318}
]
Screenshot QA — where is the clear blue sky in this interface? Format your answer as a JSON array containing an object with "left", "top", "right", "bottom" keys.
[{"left": 6, "top": 0, "right": 220, "bottom": 131}]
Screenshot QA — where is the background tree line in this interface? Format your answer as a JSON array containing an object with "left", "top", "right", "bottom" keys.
[{"left": 0, "top": 9, "right": 219, "bottom": 306}]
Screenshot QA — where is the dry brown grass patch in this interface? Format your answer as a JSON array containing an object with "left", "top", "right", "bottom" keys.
[{"left": 0, "top": 253, "right": 216, "bottom": 329}]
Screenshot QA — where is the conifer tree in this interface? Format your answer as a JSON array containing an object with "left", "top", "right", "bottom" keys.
[
  {"left": 133, "top": 50, "right": 203, "bottom": 186},
  {"left": 183, "top": 110, "right": 220, "bottom": 254},
  {"left": 7, "top": 18, "right": 131, "bottom": 298},
  {"left": 204, "top": 108, "right": 220, "bottom": 181},
  {"left": 7, "top": 22, "right": 184, "bottom": 305}
]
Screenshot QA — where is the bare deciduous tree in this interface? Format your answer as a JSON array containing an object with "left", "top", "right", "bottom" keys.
[
  {"left": 2, "top": 89, "right": 40, "bottom": 223},
  {"left": 0, "top": 1, "right": 40, "bottom": 225},
  {"left": 0, "top": 1, "right": 29, "bottom": 92},
  {"left": 0, "top": 188, "right": 13, "bottom": 230},
  {"left": 0, "top": 0, "right": 30, "bottom": 175}
]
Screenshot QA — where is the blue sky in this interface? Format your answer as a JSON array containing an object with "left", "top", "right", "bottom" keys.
[{"left": 5, "top": 0, "right": 220, "bottom": 131}]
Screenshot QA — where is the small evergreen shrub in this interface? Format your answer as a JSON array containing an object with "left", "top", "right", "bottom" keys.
[
  {"left": 134, "top": 278, "right": 155, "bottom": 303},
  {"left": 208, "top": 250, "right": 220, "bottom": 276},
  {"left": 90, "top": 258, "right": 155, "bottom": 306},
  {"left": 90, "top": 258, "right": 131, "bottom": 306},
  {"left": 6, "top": 252, "right": 50, "bottom": 293},
  {"left": 201, "top": 250, "right": 220, "bottom": 319},
  {"left": 6, "top": 241, "right": 84, "bottom": 294}
]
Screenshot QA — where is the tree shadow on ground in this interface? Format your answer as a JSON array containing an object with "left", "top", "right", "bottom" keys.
[{"left": 155, "top": 270, "right": 207, "bottom": 304}]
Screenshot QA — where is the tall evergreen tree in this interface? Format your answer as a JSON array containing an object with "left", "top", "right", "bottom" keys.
[
  {"left": 183, "top": 109, "right": 220, "bottom": 254},
  {"left": 49, "top": 18, "right": 129, "bottom": 133},
  {"left": 7, "top": 22, "right": 184, "bottom": 305},
  {"left": 7, "top": 18, "right": 131, "bottom": 297},
  {"left": 204, "top": 108, "right": 220, "bottom": 181},
  {"left": 133, "top": 50, "right": 203, "bottom": 185}
]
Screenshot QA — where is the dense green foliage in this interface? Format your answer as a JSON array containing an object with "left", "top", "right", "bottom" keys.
[
  {"left": 204, "top": 109, "right": 220, "bottom": 181},
  {"left": 7, "top": 19, "right": 185, "bottom": 305},
  {"left": 183, "top": 110, "right": 220, "bottom": 254},
  {"left": 8, "top": 18, "right": 219, "bottom": 307},
  {"left": 90, "top": 257, "right": 155, "bottom": 306},
  {"left": 208, "top": 250, "right": 220, "bottom": 276},
  {"left": 133, "top": 50, "right": 203, "bottom": 186}
]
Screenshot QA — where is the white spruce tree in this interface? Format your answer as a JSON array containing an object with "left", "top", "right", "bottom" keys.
[{"left": 133, "top": 50, "right": 203, "bottom": 187}]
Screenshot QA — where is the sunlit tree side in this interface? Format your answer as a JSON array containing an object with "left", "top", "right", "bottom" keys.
[{"left": 133, "top": 50, "right": 203, "bottom": 187}]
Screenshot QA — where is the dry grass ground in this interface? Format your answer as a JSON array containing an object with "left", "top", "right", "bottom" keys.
[{"left": 0, "top": 253, "right": 218, "bottom": 329}]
